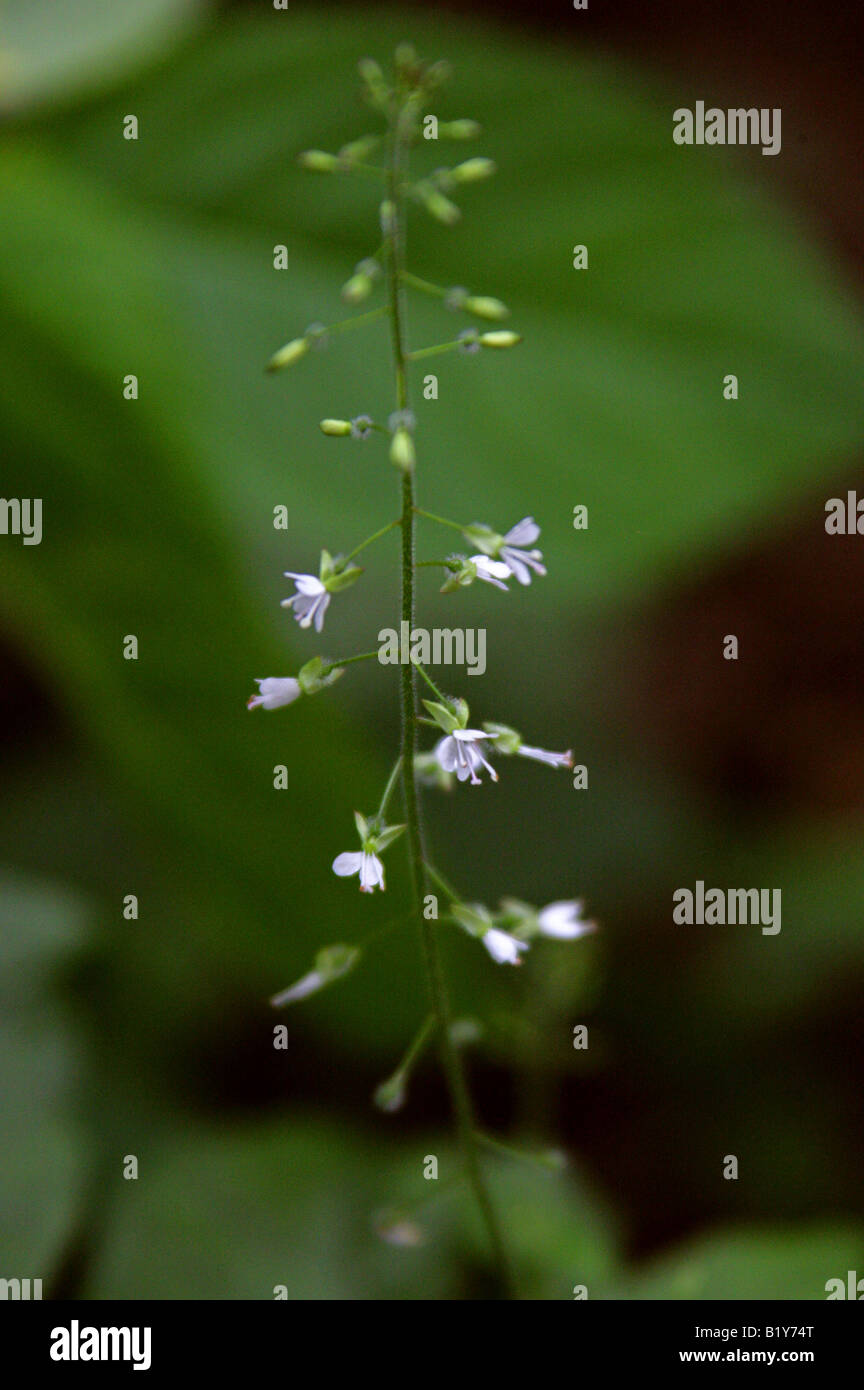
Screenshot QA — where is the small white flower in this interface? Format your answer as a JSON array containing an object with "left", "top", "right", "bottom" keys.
[
  {"left": 281, "top": 572, "right": 331, "bottom": 632},
  {"left": 483, "top": 928, "right": 529, "bottom": 965},
  {"left": 498, "top": 517, "right": 546, "bottom": 585},
  {"left": 537, "top": 900, "right": 596, "bottom": 940},
  {"left": 518, "top": 744, "right": 573, "bottom": 769},
  {"left": 332, "top": 850, "right": 386, "bottom": 893},
  {"left": 247, "top": 677, "right": 301, "bottom": 710},
  {"left": 470, "top": 555, "right": 511, "bottom": 590},
  {"left": 435, "top": 730, "right": 498, "bottom": 785},
  {"left": 270, "top": 970, "right": 326, "bottom": 1005}
]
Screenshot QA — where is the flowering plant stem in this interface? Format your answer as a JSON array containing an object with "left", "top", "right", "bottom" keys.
[{"left": 386, "top": 99, "right": 513, "bottom": 1297}]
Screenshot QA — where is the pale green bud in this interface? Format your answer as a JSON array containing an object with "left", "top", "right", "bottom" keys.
[
  {"left": 298, "top": 149, "right": 339, "bottom": 173},
  {"left": 417, "top": 182, "right": 460, "bottom": 225},
  {"left": 379, "top": 199, "right": 396, "bottom": 235},
  {"left": 270, "top": 942, "right": 360, "bottom": 1007},
  {"left": 450, "top": 157, "right": 496, "bottom": 183},
  {"left": 463, "top": 295, "right": 510, "bottom": 321},
  {"left": 390, "top": 426, "right": 415, "bottom": 471},
  {"left": 319, "top": 418, "right": 352, "bottom": 436},
  {"left": 373, "top": 1071, "right": 407, "bottom": 1113},
  {"left": 297, "top": 655, "right": 344, "bottom": 696},
  {"left": 341, "top": 271, "right": 373, "bottom": 304},
  {"left": 479, "top": 330, "right": 522, "bottom": 349},
  {"left": 359, "top": 58, "right": 390, "bottom": 110},
  {"left": 266, "top": 337, "right": 309, "bottom": 372},
  {"left": 338, "top": 135, "right": 380, "bottom": 163},
  {"left": 439, "top": 119, "right": 481, "bottom": 140}
]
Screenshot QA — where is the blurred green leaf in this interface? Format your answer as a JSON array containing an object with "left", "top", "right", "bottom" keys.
[
  {"left": 0, "top": 0, "right": 205, "bottom": 116},
  {"left": 612, "top": 1224, "right": 864, "bottom": 1300},
  {"left": 0, "top": 874, "right": 90, "bottom": 1274}
]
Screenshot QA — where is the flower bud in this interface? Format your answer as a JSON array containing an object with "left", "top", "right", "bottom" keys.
[
  {"left": 390, "top": 426, "right": 415, "bottom": 471},
  {"left": 479, "top": 330, "right": 522, "bottom": 349},
  {"left": 373, "top": 1072, "right": 407, "bottom": 1113},
  {"left": 416, "top": 182, "right": 460, "bottom": 225},
  {"left": 464, "top": 295, "right": 509, "bottom": 321},
  {"left": 439, "top": 119, "right": 481, "bottom": 140},
  {"left": 270, "top": 942, "right": 361, "bottom": 1007},
  {"left": 298, "top": 149, "right": 339, "bottom": 173},
  {"left": 341, "top": 271, "right": 373, "bottom": 304},
  {"left": 319, "top": 418, "right": 352, "bottom": 436},
  {"left": 450, "top": 157, "right": 496, "bottom": 183},
  {"left": 379, "top": 199, "right": 396, "bottom": 235},
  {"left": 266, "top": 337, "right": 309, "bottom": 372},
  {"left": 338, "top": 135, "right": 380, "bottom": 163}
]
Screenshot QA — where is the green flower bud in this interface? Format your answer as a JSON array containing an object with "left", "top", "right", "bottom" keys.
[
  {"left": 298, "top": 149, "right": 339, "bottom": 173},
  {"left": 479, "top": 330, "right": 522, "bottom": 349},
  {"left": 379, "top": 199, "right": 396, "bottom": 235},
  {"left": 463, "top": 295, "right": 510, "bottom": 321},
  {"left": 338, "top": 135, "right": 380, "bottom": 163},
  {"left": 297, "top": 655, "right": 344, "bottom": 695},
  {"left": 341, "top": 271, "right": 373, "bottom": 304},
  {"left": 373, "top": 1072, "right": 407, "bottom": 1113},
  {"left": 422, "top": 61, "right": 452, "bottom": 90},
  {"left": 390, "top": 426, "right": 415, "bottom": 471},
  {"left": 439, "top": 119, "right": 481, "bottom": 140},
  {"left": 450, "top": 157, "right": 496, "bottom": 183},
  {"left": 416, "top": 182, "right": 460, "bottom": 225},
  {"left": 319, "top": 418, "right": 353, "bottom": 436},
  {"left": 270, "top": 942, "right": 361, "bottom": 1007},
  {"left": 358, "top": 58, "right": 390, "bottom": 110},
  {"left": 266, "top": 337, "right": 310, "bottom": 372}
]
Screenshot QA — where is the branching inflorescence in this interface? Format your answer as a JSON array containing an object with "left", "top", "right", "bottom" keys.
[{"left": 247, "top": 45, "right": 596, "bottom": 1296}]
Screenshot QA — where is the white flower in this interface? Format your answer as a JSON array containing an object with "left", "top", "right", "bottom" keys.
[
  {"left": 270, "top": 970, "right": 326, "bottom": 1005},
  {"left": 518, "top": 744, "right": 573, "bottom": 769},
  {"left": 435, "top": 730, "right": 498, "bottom": 785},
  {"left": 247, "top": 677, "right": 301, "bottom": 710},
  {"left": 281, "top": 572, "right": 331, "bottom": 632},
  {"left": 470, "top": 555, "right": 511, "bottom": 590},
  {"left": 332, "top": 850, "right": 386, "bottom": 893},
  {"left": 483, "top": 928, "right": 529, "bottom": 965},
  {"left": 498, "top": 517, "right": 546, "bottom": 586},
  {"left": 537, "top": 900, "right": 596, "bottom": 940}
]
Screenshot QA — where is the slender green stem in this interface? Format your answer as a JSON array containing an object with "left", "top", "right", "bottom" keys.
[
  {"left": 414, "top": 506, "right": 466, "bottom": 533},
  {"left": 407, "top": 338, "right": 472, "bottom": 362},
  {"left": 386, "top": 97, "right": 512, "bottom": 1298},
  {"left": 401, "top": 269, "right": 449, "bottom": 298},
  {"left": 392, "top": 1012, "right": 436, "bottom": 1081},
  {"left": 342, "top": 517, "right": 402, "bottom": 564},
  {"left": 475, "top": 1131, "right": 567, "bottom": 1172},
  {"left": 322, "top": 305, "right": 388, "bottom": 337},
  {"left": 321, "top": 649, "right": 380, "bottom": 675},
  {"left": 424, "top": 861, "right": 461, "bottom": 902},
  {"left": 378, "top": 756, "right": 403, "bottom": 818},
  {"left": 411, "top": 659, "right": 449, "bottom": 704}
]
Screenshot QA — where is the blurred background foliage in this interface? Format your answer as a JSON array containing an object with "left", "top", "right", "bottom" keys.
[{"left": 1, "top": 0, "right": 863, "bottom": 1299}]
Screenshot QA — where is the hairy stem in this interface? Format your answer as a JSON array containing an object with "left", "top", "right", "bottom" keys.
[{"left": 386, "top": 98, "right": 512, "bottom": 1297}]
